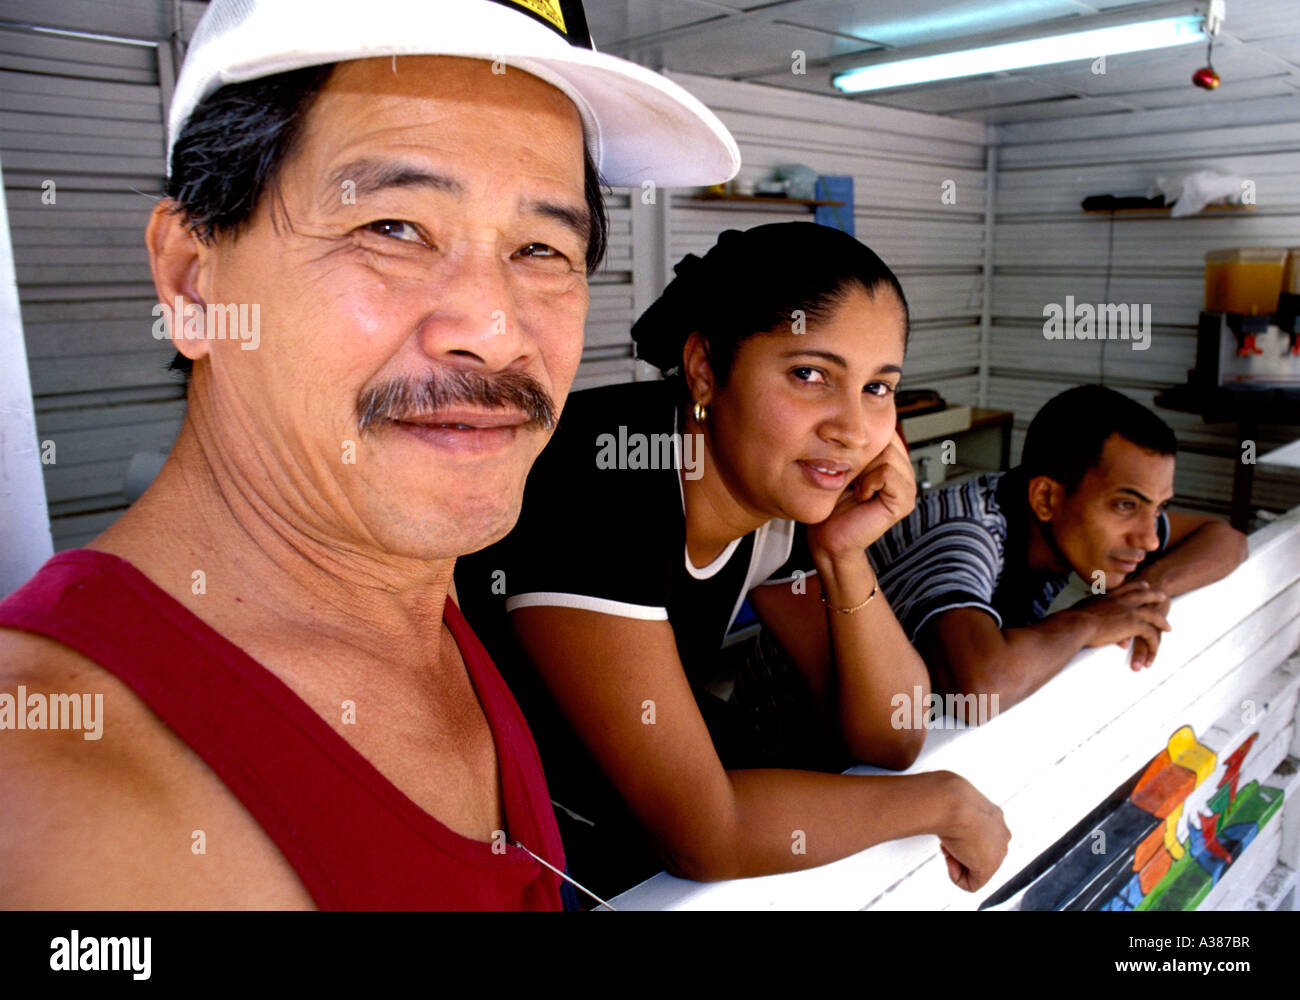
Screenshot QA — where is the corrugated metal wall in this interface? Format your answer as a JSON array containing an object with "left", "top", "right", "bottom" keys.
[
  {"left": 992, "top": 104, "right": 1300, "bottom": 516},
  {"left": 570, "top": 189, "right": 643, "bottom": 392},
  {"left": 0, "top": 7, "right": 179, "bottom": 550}
]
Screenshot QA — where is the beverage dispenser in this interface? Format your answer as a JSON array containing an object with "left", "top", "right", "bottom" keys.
[{"left": 1196, "top": 248, "right": 1300, "bottom": 386}]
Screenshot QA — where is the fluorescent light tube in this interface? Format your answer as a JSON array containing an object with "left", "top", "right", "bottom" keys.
[{"left": 832, "top": 15, "right": 1207, "bottom": 93}]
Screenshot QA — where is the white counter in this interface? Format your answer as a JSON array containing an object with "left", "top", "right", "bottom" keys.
[{"left": 610, "top": 506, "right": 1300, "bottom": 910}]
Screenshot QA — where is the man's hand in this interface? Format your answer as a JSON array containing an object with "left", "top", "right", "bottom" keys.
[
  {"left": 931, "top": 771, "right": 1011, "bottom": 892},
  {"left": 1123, "top": 582, "right": 1170, "bottom": 669},
  {"left": 1074, "top": 580, "right": 1171, "bottom": 670},
  {"left": 808, "top": 430, "right": 916, "bottom": 559}
]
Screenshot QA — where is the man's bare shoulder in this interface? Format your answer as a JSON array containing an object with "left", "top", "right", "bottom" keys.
[
  {"left": 0, "top": 625, "right": 168, "bottom": 751},
  {"left": 0, "top": 626, "right": 139, "bottom": 753},
  {"left": 0, "top": 627, "right": 311, "bottom": 909}
]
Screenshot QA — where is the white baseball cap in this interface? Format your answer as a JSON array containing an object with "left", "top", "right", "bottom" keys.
[{"left": 168, "top": 0, "right": 741, "bottom": 189}]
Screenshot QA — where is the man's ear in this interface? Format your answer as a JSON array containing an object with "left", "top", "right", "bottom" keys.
[
  {"left": 681, "top": 331, "right": 715, "bottom": 409},
  {"left": 145, "top": 200, "right": 212, "bottom": 364},
  {"left": 1027, "top": 474, "right": 1065, "bottom": 523}
]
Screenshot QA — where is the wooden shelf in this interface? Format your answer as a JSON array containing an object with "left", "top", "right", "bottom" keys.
[
  {"left": 692, "top": 193, "right": 846, "bottom": 207},
  {"left": 1083, "top": 204, "right": 1257, "bottom": 215}
]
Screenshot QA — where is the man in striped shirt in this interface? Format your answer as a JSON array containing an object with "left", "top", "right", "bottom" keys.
[{"left": 869, "top": 385, "right": 1247, "bottom": 717}]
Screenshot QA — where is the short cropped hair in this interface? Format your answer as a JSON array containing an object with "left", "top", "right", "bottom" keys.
[
  {"left": 163, "top": 63, "right": 608, "bottom": 380},
  {"left": 1020, "top": 384, "right": 1176, "bottom": 493}
]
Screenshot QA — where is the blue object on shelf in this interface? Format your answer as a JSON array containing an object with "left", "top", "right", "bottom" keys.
[{"left": 815, "top": 175, "right": 854, "bottom": 235}]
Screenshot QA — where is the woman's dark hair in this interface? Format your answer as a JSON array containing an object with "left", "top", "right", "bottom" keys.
[
  {"left": 1020, "top": 384, "right": 1177, "bottom": 493},
  {"left": 630, "top": 222, "right": 909, "bottom": 383},
  {"left": 163, "top": 62, "right": 609, "bottom": 379}
]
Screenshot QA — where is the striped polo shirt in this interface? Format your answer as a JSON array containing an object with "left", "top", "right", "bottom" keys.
[{"left": 868, "top": 468, "right": 1168, "bottom": 642}]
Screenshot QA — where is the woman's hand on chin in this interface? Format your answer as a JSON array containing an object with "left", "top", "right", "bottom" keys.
[{"left": 808, "top": 430, "right": 916, "bottom": 562}]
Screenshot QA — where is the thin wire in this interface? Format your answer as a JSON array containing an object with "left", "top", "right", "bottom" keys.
[
  {"left": 551, "top": 798, "right": 595, "bottom": 827},
  {"left": 1100, "top": 210, "right": 1117, "bottom": 383},
  {"left": 514, "top": 840, "right": 618, "bottom": 912}
]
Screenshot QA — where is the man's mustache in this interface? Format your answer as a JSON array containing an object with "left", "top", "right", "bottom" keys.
[{"left": 356, "top": 369, "right": 557, "bottom": 436}]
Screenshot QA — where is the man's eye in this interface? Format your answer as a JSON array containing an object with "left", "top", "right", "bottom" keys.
[
  {"left": 515, "top": 242, "right": 571, "bottom": 266},
  {"left": 866, "top": 381, "right": 896, "bottom": 397},
  {"left": 1116, "top": 501, "right": 1135, "bottom": 512},
  {"left": 364, "top": 220, "right": 427, "bottom": 245}
]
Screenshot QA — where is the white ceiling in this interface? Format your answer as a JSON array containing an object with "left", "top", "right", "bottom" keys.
[{"left": 584, "top": 0, "right": 1300, "bottom": 123}]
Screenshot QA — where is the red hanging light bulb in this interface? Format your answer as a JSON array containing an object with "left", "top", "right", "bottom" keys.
[{"left": 1193, "top": 64, "right": 1221, "bottom": 89}]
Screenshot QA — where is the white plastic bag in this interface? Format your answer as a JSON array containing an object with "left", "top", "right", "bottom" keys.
[{"left": 1151, "top": 170, "right": 1250, "bottom": 217}]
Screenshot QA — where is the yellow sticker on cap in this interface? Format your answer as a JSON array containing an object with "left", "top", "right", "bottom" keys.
[{"left": 505, "top": 0, "right": 567, "bottom": 34}]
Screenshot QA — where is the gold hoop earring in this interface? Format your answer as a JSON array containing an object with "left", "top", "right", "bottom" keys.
[{"left": 692, "top": 400, "right": 709, "bottom": 423}]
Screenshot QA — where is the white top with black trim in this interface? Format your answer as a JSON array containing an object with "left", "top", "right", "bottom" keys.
[{"left": 457, "top": 380, "right": 814, "bottom": 689}]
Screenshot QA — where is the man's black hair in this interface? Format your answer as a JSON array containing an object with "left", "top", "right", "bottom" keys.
[
  {"left": 163, "top": 62, "right": 609, "bottom": 381},
  {"left": 1020, "top": 384, "right": 1177, "bottom": 493}
]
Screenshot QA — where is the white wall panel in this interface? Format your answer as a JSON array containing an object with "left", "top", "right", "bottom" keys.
[
  {"left": 0, "top": 149, "right": 53, "bottom": 597},
  {"left": 990, "top": 103, "right": 1300, "bottom": 518}
]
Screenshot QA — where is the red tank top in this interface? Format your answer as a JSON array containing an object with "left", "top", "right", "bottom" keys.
[{"left": 0, "top": 550, "right": 565, "bottom": 910}]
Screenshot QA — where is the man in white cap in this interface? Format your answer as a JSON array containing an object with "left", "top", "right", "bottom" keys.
[{"left": 0, "top": 0, "right": 738, "bottom": 909}]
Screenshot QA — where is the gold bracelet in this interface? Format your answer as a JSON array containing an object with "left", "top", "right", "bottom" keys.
[{"left": 820, "top": 581, "right": 879, "bottom": 614}]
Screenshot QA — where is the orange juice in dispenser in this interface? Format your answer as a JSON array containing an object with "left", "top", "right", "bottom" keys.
[{"left": 1204, "top": 248, "right": 1287, "bottom": 316}]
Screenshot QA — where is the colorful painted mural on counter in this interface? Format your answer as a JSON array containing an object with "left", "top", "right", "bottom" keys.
[{"left": 984, "top": 725, "right": 1285, "bottom": 911}]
